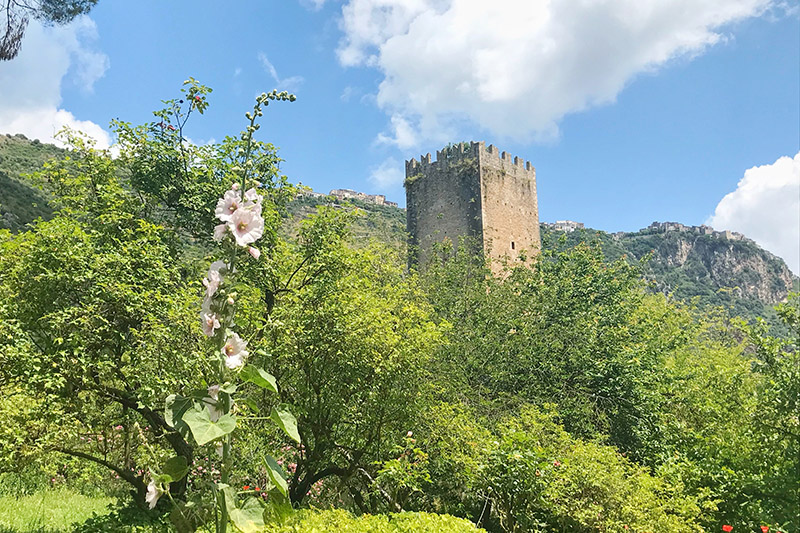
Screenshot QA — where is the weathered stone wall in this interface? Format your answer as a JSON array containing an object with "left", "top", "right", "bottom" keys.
[
  {"left": 405, "top": 141, "right": 540, "bottom": 273},
  {"left": 405, "top": 144, "right": 483, "bottom": 267},
  {"left": 477, "top": 143, "right": 540, "bottom": 269}
]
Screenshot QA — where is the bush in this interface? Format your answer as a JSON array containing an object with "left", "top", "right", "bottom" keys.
[{"left": 271, "top": 509, "right": 484, "bottom": 532}]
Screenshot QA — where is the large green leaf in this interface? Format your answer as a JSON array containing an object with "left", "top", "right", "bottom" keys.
[
  {"left": 162, "top": 456, "right": 189, "bottom": 483},
  {"left": 229, "top": 497, "right": 266, "bottom": 533},
  {"left": 183, "top": 408, "right": 236, "bottom": 446},
  {"left": 263, "top": 455, "right": 288, "bottom": 497},
  {"left": 270, "top": 404, "right": 300, "bottom": 443},
  {"left": 240, "top": 365, "right": 278, "bottom": 394},
  {"left": 164, "top": 394, "right": 192, "bottom": 439}
]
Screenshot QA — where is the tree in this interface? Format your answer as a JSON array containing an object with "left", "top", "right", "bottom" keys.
[
  {"left": 243, "top": 207, "right": 446, "bottom": 508},
  {"left": 0, "top": 133, "right": 202, "bottom": 505},
  {"left": 1, "top": 0, "right": 98, "bottom": 60}
]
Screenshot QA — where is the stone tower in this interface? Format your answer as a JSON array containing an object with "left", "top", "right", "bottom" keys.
[{"left": 405, "top": 141, "right": 540, "bottom": 272}]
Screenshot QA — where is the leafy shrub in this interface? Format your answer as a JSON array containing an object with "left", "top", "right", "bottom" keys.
[
  {"left": 270, "top": 509, "right": 484, "bottom": 532},
  {"left": 476, "top": 407, "right": 703, "bottom": 533}
]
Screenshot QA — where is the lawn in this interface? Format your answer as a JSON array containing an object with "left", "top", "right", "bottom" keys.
[{"left": 0, "top": 489, "right": 114, "bottom": 533}]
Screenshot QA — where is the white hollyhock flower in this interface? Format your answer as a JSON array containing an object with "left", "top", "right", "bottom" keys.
[
  {"left": 244, "top": 188, "right": 263, "bottom": 215},
  {"left": 201, "top": 312, "right": 221, "bottom": 337},
  {"left": 207, "top": 384, "right": 220, "bottom": 400},
  {"left": 247, "top": 246, "right": 261, "bottom": 260},
  {"left": 213, "top": 223, "right": 228, "bottom": 242},
  {"left": 222, "top": 333, "right": 248, "bottom": 369},
  {"left": 203, "top": 261, "right": 226, "bottom": 299},
  {"left": 146, "top": 479, "right": 164, "bottom": 509},
  {"left": 215, "top": 188, "right": 241, "bottom": 222},
  {"left": 230, "top": 208, "right": 264, "bottom": 247},
  {"left": 244, "top": 187, "right": 260, "bottom": 202},
  {"left": 203, "top": 385, "right": 223, "bottom": 422}
]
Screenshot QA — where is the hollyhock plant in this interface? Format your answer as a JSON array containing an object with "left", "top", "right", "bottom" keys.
[
  {"left": 157, "top": 86, "right": 298, "bottom": 533},
  {"left": 203, "top": 385, "right": 223, "bottom": 422},
  {"left": 146, "top": 478, "right": 164, "bottom": 509},
  {"left": 213, "top": 223, "right": 228, "bottom": 242},
  {"left": 201, "top": 312, "right": 221, "bottom": 337},
  {"left": 222, "top": 333, "right": 248, "bottom": 369},
  {"left": 230, "top": 207, "right": 264, "bottom": 247},
  {"left": 203, "top": 261, "right": 226, "bottom": 300},
  {"left": 215, "top": 188, "right": 241, "bottom": 222}
]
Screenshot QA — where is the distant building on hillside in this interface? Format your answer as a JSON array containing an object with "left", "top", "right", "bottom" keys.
[
  {"left": 646, "top": 221, "right": 745, "bottom": 241},
  {"left": 329, "top": 188, "right": 398, "bottom": 207},
  {"left": 543, "top": 220, "right": 584, "bottom": 233},
  {"left": 297, "top": 186, "right": 398, "bottom": 207}
]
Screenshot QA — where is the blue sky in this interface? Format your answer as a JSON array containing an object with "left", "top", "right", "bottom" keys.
[{"left": 0, "top": 0, "right": 798, "bottom": 272}]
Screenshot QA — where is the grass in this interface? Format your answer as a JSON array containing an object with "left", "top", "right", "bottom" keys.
[{"left": 0, "top": 489, "right": 114, "bottom": 533}]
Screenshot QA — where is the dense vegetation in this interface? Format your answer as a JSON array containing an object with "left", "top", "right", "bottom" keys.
[{"left": 0, "top": 84, "right": 797, "bottom": 532}]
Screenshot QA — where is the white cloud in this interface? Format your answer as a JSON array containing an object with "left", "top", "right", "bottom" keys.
[
  {"left": 369, "top": 157, "right": 404, "bottom": 188},
  {"left": 257, "top": 52, "right": 304, "bottom": 92},
  {"left": 376, "top": 113, "right": 418, "bottom": 149},
  {"left": 707, "top": 152, "right": 800, "bottom": 275},
  {"left": 335, "top": 0, "right": 773, "bottom": 146},
  {"left": 0, "top": 17, "right": 111, "bottom": 148}
]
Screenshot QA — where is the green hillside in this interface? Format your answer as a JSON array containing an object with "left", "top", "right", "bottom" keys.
[{"left": 0, "top": 133, "right": 62, "bottom": 231}]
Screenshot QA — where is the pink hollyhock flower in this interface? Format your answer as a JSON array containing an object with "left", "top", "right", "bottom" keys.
[
  {"left": 222, "top": 333, "right": 248, "bottom": 369},
  {"left": 248, "top": 246, "right": 260, "bottom": 260},
  {"left": 215, "top": 188, "right": 241, "bottom": 222},
  {"left": 146, "top": 479, "right": 165, "bottom": 509},
  {"left": 201, "top": 312, "right": 221, "bottom": 337},
  {"left": 230, "top": 208, "right": 264, "bottom": 247},
  {"left": 213, "top": 223, "right": 228, "bottom": 242}
]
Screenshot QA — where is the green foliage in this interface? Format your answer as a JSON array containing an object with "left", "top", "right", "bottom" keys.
[
  {"left": 73, "top": 503, "right": 172, "bottom": 533},
  {"left": 112, "top": 81, "right": 295, "bottom": 240},
  {"left": 476, "top": 407, "right": 703, "bottom": 533},
  {"left": 258, "top": 213, "right": 446, "bottom": 505},
  {"left": 423, "top": 241, "right": 664, "bottom": 450},
  {"left": 268, "top": 509, "right": 483, "bottom": 532}
]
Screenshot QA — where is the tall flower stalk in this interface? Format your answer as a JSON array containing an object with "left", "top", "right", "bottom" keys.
[{"left": 154, "top": 89, "right": 300, "bottom": 532}]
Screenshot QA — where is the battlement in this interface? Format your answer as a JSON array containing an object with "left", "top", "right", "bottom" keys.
[{"left": 405, "top": 141, "right": 534, "bottom": 178}]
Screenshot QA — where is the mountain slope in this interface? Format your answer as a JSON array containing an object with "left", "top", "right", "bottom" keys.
[{"left": 0, "top": 134, "right": 61, "bottom": 231}]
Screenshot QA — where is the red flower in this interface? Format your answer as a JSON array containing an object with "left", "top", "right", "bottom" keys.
[
  {"left": 722, "top": 526, "right": 733, "bottom": 532},
  {"left": 242, "top": 485, "right": 250, "bottom": 490},
  {"left": 761, "top": 527, "right": 769, "bottom": 533},
  {"left": 167, "top": 125, "right": 176, "bottom": 131},
  {"left": 195, "top": 96, "right": 201, "bottom": 101},
  {"left": 255, "top": 487, "right": 261, "bottom": 492}
]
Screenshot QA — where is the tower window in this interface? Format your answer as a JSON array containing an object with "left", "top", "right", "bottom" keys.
[{"left": 511, "top": 241, "right": 515, "bottom": 250}]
